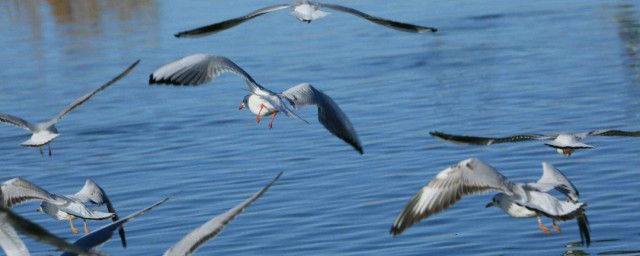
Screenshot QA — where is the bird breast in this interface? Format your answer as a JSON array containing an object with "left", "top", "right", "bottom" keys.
[
  {"left": 247, "top": 95, "right": 277, "bottom": 117},
  {"left": 497, "top": 197, "right": 537, "bottom": 218}
]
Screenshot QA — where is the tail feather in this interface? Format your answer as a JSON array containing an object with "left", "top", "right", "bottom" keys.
[{"left": 577, "top": 214, "right": 591, "bottom": 247}]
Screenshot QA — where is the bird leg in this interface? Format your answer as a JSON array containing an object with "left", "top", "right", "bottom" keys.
[
  {"left": 67, "top": 215, "right": 79, "bottom": 234},
  {"left": 48, "top": 144, "right": 52, "bottom": 157},
  {"left": 552, "top": 219, "right": 561, "bottom": 233},
  {"left": 269, "top": 112, "right": 277, "bottom": 129},
  {"left": 83, "top": 219, "right": 90, "bottom": 234},
  {"left": 537, "top": 214, "right": 551, "bottom": 234},
  {"left": 256, "top": 104, "right": 264, "bottom": 123},
  {"left": 39, "top": 147, "right": 43, "bottom": 157}
]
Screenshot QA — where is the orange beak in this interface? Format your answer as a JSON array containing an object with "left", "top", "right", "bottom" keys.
[{"left": 239, "top": 104, "right": 245, "bottom": 110}]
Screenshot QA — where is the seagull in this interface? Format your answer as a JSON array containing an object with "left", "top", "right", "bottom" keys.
[
  {"left": 60, "top": 195, "right": 173, "bottom": 256},
  {"left": 163, "top": 172, "right": 281, "bottom": 256},
  {"left": 430, "top": 130, "right": 640, "bottom": 156},
  {"left": 37, "top": 179, "right": 124, "bottom": 243},
  {"left": 0, "top": 60, "right": 140, "bottom": 156},
  {"left": 390, "top": 158, "right": 591, "bottom": 246},
  {"left": 149, "top": 54, "right": 363, "bottom": 154},
  {"left": 174, "top": 0, "right": 437, "bottom": 38},
  {"left": 0, "top": 207, "right": 102, "bottom": 256}
]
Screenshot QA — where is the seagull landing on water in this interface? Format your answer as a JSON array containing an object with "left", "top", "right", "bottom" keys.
[
  {"left": 173, "top": 0, "right": 437, "bottom": 38},
  {"left": 149, "top": 54, "right": 363, "bottom": 154},
  {"left": 430, "top": 129, "right": 640, "bottom": 156},
  {"left": 390, "top": 159, "right": 591, "bottom": 247},
  {"left": 36, "top": 179, "right": 125, "bottom": 248},
  {"left": 0, "top": 60, "right": 140, "bottom": 157}
]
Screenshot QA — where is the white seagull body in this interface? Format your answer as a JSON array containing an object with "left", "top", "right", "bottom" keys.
[
  {"left": 174, "top": 0, "right": 437, "bottom": 38},
  {"left": 430, "top": 129, "right": 640, "bottom": 156},
  {"left": 390, "top": 159, "right": 590, "bottom": 246},
  {"left": 0, "top": 207, "right": 101, "bottom": 256},
  {"left": 0, "top": 60, "right": 140, "bottom": 156},
  {"left": 37, "top": 180, "right": 125, "bottom": 245},
  {"left": 163, "top": 172, "right": 282, "bottom": 256},
  {"left": 60, "top": 195, "right": 173, "bottom": 256},
  {"left": 149, "top": 54, "right": 363, "bottom": 154}
]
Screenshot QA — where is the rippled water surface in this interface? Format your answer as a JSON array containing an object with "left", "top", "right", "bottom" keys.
[{"left": 1, "top": 0, "right": 640, "bottom": 255}]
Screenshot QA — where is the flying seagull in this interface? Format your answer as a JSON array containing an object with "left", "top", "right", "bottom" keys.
[
  {"left": 0, "top": 60, "right": 140, "bottom": 156},
  {"left": 163, "top": 172, "right": 282, "bottom": 256},
  {"left": 430, "top": 130, "right": 640, "bottom": 156},
  {"left": 174, "top": 0, "right": 437, "bottom": 38},
  {"left": 390, "top": 159, "right": 591, "bottom": 246},
  {"left": 37, "top": 179, "right": 125, "bottom": 246},
  {"left": 0, "top": 207, "right": 102, "bottom": 256},
  {"left": 149, "top": 54, "right": 363, "bottom": 154},
  {"left": 60, "top": 195, "right": 174, "bottom": 256},
  {"left": 0, "top": 177, "right": 122, "bottom": 238}
]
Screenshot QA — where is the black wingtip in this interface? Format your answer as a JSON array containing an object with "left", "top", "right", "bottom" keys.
[
  {"left": 174, "top": 33, "right": 181, "bottom": 38},
  {"left": 431, "top": 27, "right": 438, "bottom": 33},
  {"left": 356, "top": 146, "right": 364, "bottom": 155},
  {"left": 577, "top": 214, "right": 591, "bottom": 247},
  {"left": 389, "top": 226, "right": 402, "bottom": 237}
]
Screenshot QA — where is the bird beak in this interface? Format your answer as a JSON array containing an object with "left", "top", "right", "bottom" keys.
[
  {"left": 485, "top": 202, "right": 494, "bottom": 208},
  {"left": 239, "top": 104, "right": 245, "bottom": 110}
]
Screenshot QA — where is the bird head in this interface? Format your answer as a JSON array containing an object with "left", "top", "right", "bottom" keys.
[{"left": 239, "top": 95, "right": 251, "bottom": 110}]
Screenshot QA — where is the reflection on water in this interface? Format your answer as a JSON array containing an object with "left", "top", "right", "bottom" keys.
[
  {"left": 1, "top": 0, "right": 157, "bottom": 38},
  {"left": 614, "top": 3, "right": 640, "bottom": 84}
]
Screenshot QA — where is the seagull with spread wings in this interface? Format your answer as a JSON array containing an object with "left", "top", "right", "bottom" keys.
[
  {"left": 390, "top": 159, "right": 591, "bottom": 246},
  {"left": 174, "top": 0, "right": 437, "bottom": 38},
  {"left": 149, "top": 54, "right": 363, "bottom": 154},
  {"left": 0, "top": 60, "right": 139, "bottom": 156},
  {"left": 430, "top": 130, "right": 640, "bottom": 156},
  {"left": 37, "top": 179, "right": 125, "bottom": 244}
]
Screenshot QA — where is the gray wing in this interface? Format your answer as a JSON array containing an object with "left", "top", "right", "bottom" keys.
[
  {"left": 390, "top": 158, "right": 513, "bottom": 236},
  {"left": 47, "top": 60, "right": 140, "bottom": 126},
  {"left": 527, "top": 162, "right": 579, "bottom": 202},
  {"left": 72, "top": 179, "right": 126, "bottom": 248},
  {"left": 149, "top": 54, "right": 270, "bottom": 93},
  {"left": 1, "top": 178, "right": 60, "bottom": 208},
  {"left": 281, "top": 83, "right": 362, "bottom": 154},
  {"left": 0, "top": 222, "right": 29, "bottom": 256},
  {"left": 0, "top": 208, "right": 99, "bottom": 256},
  {"left": 430, "top": 131, "right": 554, "bottom": 145},
  {"left": 516, "top": 190, "right": 586, "bottom": 221},
  {"left": 585, "top": 129, "right": 640, "bottom": 137},
  {"left": 163, "top": 172, "right": 282, "bottom": 256},
  {"left": 61, "top": 195, "right": 173, "bottom": 256},
  {"left": 0, "top": 113, "right": 34, "bottom": 132},
  {"left": 175, "top": 5, "right": 291, "bottom": 38},
  {"left": 318, "top": 3, "right": 437, "bottom": 33}
]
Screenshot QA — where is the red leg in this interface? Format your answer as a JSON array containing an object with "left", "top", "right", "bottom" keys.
[
  {"left": 269, "top": 112, "right": 277, "bottom": 129},
  {"left": 256, "top": 104, "right": 264, "bottom": 123}
]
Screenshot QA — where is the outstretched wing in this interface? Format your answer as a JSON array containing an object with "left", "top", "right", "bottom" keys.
[
  {"left": 390, "top": 158, "right": 513, "bottom": 236},
  {"left": 149, "top": 54, "right": 270, "bottom": 94},
  {"left": 0, "top": 178, "right": 59, "bottom": 208},
  {"left": 318, "top": 3, "right": 437, "bottom": 33},
  {"left": 585, "top": 129, "right": 640, "bottom": 137},
  {"left": 527, "top": 162, "right": 579, "bottom": 202},
  {"left": 163, "top": 172, "right": 282, "bottom": 256},
  {"left": 281, "top": 83, "right": 362, "bottom": 154},
  {"left": 72, "top": 179, "right": 126, "bottom": 248},
  {"left": 61, "top": 195, "right": 173, "bottom": 256},
  {"left": 0, "top": 113, "right": 34, "bottom": 132},
  {"left": 47, "top": 60, "right": 140, "bottom": 126},
  {"left": 0, "top": 208, "right": 99, "bottom": 256},
  {"left": 430, "top": 131, "right": 554, "bottom": 145},
  {"left": 175, "top": 5, "right": 291, "bottom": 38}
]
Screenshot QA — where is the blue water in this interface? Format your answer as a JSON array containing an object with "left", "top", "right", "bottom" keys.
[{"left": 1, "top": 0, "right": 639, "bottom": 255}]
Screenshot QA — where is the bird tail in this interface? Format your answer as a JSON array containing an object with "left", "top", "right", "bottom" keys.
[{"left": 577, "top": 213, "right": 591, "bottom": 247}]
